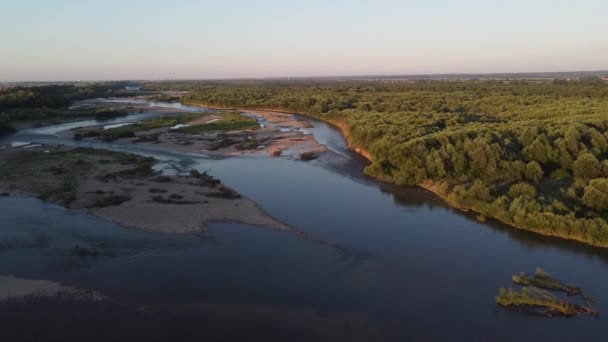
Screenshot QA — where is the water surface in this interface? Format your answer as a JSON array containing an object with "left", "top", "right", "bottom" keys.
[{"left": 1, "top": 100, "right": 607, "bottom": 341}]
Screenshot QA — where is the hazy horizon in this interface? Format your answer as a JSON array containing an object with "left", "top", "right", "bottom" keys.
[{"left": 2, "top": 0, "right": 607, "bottom": 82}]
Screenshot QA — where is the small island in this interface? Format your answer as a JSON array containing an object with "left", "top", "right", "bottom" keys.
[{"left": 0, "top": 145, "right": 288, "bottom": 233}]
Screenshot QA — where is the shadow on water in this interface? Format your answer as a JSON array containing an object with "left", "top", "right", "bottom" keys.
[{"left": 373, "top": 172, "right": 608, "bottom": 265}]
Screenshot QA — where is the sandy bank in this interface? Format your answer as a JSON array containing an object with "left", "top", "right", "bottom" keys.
[
  {"left": 0, "top": 275, "right": 102, "bottom": 301},
  {"left": 0, "top": 144, "right": 289, "bottom": 234}
]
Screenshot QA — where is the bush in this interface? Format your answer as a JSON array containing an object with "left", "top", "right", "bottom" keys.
[
  {"left": 525, "top": 161, "right": 543, "bottom": 182},
  {"left": 508, "top": 182, "right": 537, "bottom": 199},
  {"left": 573, "top": 153, "right": 601, "bottom": 180}
]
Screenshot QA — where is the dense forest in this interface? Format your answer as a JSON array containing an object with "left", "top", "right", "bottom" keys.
[{"left": 145, "top": 78, "right": 608, "bottom": 247}]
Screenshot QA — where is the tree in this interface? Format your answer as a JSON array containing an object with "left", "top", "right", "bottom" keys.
[
  {"left": 583, "top": 178, "right": 608, "bottom": 211},
  {"left": 525, "top": 161, "right": 543, "bottom": 182},
  {"left": 508, "top": 182, "right": 537, "bottom": 199},
  {"left": 467, "top": 180, "right": 492, "bottom": 202},
  {"left": 522, "top": 136, "right": 552, "bottom": 164},
  {"left": 572, "top": 153, "right": 601, "bottom": 179}
]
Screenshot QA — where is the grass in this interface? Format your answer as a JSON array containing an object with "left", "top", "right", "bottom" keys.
[
  {"left": 496, "top": 287, "right": 595, "bottom": 317},
  {"left": 100, "top": 113, "right": 205, "bottom": 141},
  {"left": 300, "top": 151, "right": 318, "bottom": 161},
  {"left": 512, "top": 268, "right": 582, "bottom": 296},
  {"left": 93, "top": 108, "right": 128, "bottom": 120},
  {"left": 98, "top": 111, "right": 257, "bottom": 141},
  {"left": 0, "top": 147, "right": 157, "bottom": 205},
  {"left": 177, "top": 111, "right": 258, "bottom": 133},
  {"left": 39, "top": 175, "right": 79, "bottom": 204}
]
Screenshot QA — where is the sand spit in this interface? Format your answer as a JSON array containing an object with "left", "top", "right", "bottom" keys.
[
  {"left": 0, "top": 144, "right": 289, "bottom": 234},
  {"left": 0, "top": 275, "right": 102, "bottom": 301}
]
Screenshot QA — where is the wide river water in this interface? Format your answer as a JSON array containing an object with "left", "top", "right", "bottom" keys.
[{"left": 1, "top": 100, "right": 607, "bottom": 341}]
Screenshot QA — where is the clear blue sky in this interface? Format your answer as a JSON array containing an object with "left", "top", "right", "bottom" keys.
[{"left": 1, "top": 0, "right": 607, "bottom": 81}]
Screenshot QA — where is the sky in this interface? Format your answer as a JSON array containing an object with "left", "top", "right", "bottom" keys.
[{"left": 1, "top": 0, "right": 607, "bottom": 81}]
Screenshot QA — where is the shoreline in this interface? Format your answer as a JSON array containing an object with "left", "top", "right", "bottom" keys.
[
  {"left": 184, "top": 101, "right": 608, "bottom": 249},
  {"left": 0, "top": 144, "right": 358, "bottom": 254}
]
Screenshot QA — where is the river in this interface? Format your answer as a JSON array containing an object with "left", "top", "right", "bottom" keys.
[{"left": 1, "top": 99, "right": 607, "bottom": 341}]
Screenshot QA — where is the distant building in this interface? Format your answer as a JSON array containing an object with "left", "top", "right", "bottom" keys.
[{"left": 601, "top": 76, "right": 608, "bottom": 81}]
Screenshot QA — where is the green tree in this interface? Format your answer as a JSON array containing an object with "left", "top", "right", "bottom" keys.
[
  {"left": 572, "top": 153, "right": 601, "bottom": 180},
  {"left": 583, "top": 178, "right": 608, "bottom": 210},
  {"left": 508, "top": 182, "right": 537, "bottom": 199},
  {"left": 525, "top": 161, "right": 543, "bottom": 182}
]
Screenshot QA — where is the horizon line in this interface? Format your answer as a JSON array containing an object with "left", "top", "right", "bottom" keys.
[{"left": 3, "top": 69, "right": 608, "bottom": 84}]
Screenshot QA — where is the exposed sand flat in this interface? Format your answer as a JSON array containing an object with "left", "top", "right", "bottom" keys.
[
  {"left": 244, "top": 110, "right": 312, "bottom": 129},
  {"left": 0, "top": 145, "right": 289, "bottom": 234},
  {"left": 83, "top": 174, "right": 290, "bottom": 234},
  {"left": 0, "top": 275, "right": 102, "bottom": 301}
]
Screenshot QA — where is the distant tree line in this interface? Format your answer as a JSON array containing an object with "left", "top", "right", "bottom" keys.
[{"left": 0, "top": 82, "right": 137, "bottom": 133}]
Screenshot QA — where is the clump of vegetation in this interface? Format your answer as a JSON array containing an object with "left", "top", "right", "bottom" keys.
[
  {"left": 512, "top": 268, "right": 583, "bottom": 296},
  {"left": 148, "top": 93, "right": 181, "bottom": 102},
  {"left": 497, "top": 268, "right": 596, "bottom": 317},
  {"left": 0, "top": 147, "right": 157, "bottom": 206},
  {"left": 93, "top": 108, "right": 128, "bottom": 120},
  {"left": 300, "top": 151, "right": 318, "bottom": 161},
  {"left": 100, "top": 113, "right": 205, "bottom": 141},
  {"left": 100, "top": 125, "right": 137, "bottom": 141},
  {"left": 39, "top": 175, "right": 79, "bottom": 205},
  {"left": 497, "top": 287, "right": 596, "bottom": 317},
  {"left": 99, "top": 111, "right": 257, "bottom": 139},
  {"left": 177, "top": 111, "right": 258, "bottom": 134}
]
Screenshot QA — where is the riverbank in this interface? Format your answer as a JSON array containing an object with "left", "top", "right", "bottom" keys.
[
  {"left": 331, "top": 120, "right": 608, "bottom": 249},
  {"left": 0, "top": 144, "right": 289, "bottom": 234},
  {"left": 182, "top": 101, "right": 608, "bottom": 248}
]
